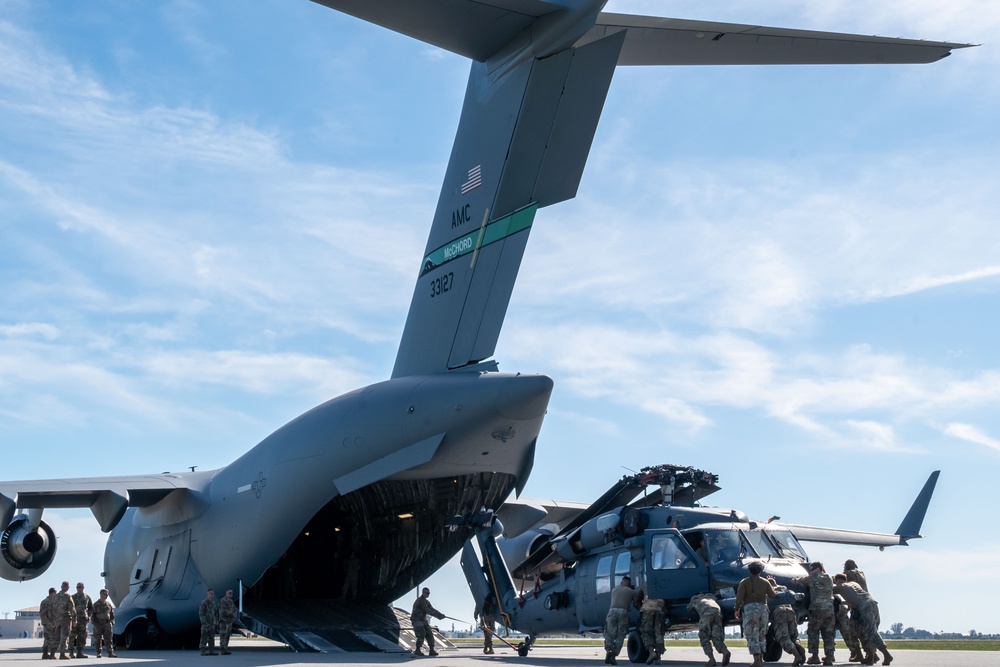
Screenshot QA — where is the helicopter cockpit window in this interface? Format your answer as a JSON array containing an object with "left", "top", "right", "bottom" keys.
[
  {"left": 596, "top": 555, "right": 612, "bottom": 594},
  {"left": 767, "top": 530, "right": 808, "bottom": 561},
  {"left": 650, "top": 534, "right": 696, "bottom": 570},
  {"left": 741, "top": 529, "right": 778, "bottom": 558},
  {"left": 705, "top": 530, "right": 744, "bottom": 564}
]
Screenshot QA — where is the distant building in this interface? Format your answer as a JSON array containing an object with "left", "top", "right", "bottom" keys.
[{"left": 0, "top": 607, "right": 44, "bottom": 640}]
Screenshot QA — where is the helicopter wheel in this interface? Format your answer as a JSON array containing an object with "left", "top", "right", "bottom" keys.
[
  {"left": 517, "top": 641, "right": 530, "bottom": 657},
  {"left": 626, "top": 630, "right": 649, "bottom": 663}
]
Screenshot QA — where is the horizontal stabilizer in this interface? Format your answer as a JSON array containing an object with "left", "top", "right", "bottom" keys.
[
  {"left": 311, "top": 0, "right": 562, "bottom": 61},
  {"left": 579, "top": 13, "right": 973, "bottom": 65},
  {"left": 781, "top": 470, "right": 940, "bottom": 548}
]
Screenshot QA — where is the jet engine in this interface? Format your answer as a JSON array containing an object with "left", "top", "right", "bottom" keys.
[{"left": 0, "top": 513, "right": 58, "bottom": 582}]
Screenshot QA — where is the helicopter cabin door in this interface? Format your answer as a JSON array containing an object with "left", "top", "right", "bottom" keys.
[{"left": 644, "top": 529, "right": 709, "bottom": 602}]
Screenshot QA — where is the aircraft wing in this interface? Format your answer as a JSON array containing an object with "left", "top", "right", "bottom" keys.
[
  {"left": 0, "top": 472, "right": 214, "bottom": 533},
  {"left": 579, "top": 13, "right": 973, "bottom": 65}
]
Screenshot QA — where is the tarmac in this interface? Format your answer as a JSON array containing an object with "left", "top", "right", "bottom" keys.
[{"left": 0, "top": 639, "right": 994, "bottom": 667}]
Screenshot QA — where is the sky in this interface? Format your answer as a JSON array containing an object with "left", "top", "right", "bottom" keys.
[{"left": 1, "top": 0, "right": 998, "bottom": 636}]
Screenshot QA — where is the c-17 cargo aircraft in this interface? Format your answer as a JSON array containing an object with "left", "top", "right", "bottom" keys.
[{"left": 0, "top": 0, "right": 969, "bottom": 653}]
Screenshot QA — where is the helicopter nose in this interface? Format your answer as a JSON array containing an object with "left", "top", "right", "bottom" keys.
[{"left": 495, "top": 373, "right": 553, "bottom": 420}]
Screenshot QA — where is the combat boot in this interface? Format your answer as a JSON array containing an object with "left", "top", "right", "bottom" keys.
[
  {"left": 754, "top": 654, "right": 764, "bottom": 667},
  {"left": 59, "top": 653, "right": 71, "bottom": 660},
  {"left": 412, "top": 648, "right": 424, "bottom": 656},
  {"left": 107, "top": 652, "right": 117, "bottom": 658},
  {"left": 861, "top": 652, "right": 875, "bottom": 666},
  {"left": 609, "top": 653, "right": 618, "bottom": 665},
  {"left": 880, "top": 648, "right": 893, "bottom": 666},
  {"left": 428, "top": 650, "right": 439, "bottom": 657},
  {"left": 822, "top": 656, "right": 833, "bottom": 666},
  {"left": 77, "top": 649, "right": 88, "bottom": 658},
  {"left": 42, "top": 652, "right": 51, "bottom": 660},
  {"left": 806, "top": 655, "right": 821, "bottom": 666},
  {"left": 792, "top": 645, "right": 807, "bottom": 666},
  {"left": 703, "top": 656, "right": 716, "bottom": 667},
  {"left": 721, "top": 649, "right": 731, "bottom": 666},
  {"left": 848, "top": 650, "right": 862, "bottom": 662}
]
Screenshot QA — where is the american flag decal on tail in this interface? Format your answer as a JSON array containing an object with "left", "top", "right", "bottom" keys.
[{"left": 460, "top": 165, "right": 482, "bottom": 195}]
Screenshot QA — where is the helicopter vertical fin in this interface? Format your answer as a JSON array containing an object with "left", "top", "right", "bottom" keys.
[{"left": 894, "top": 470, "right": 940, "bottom": 542}]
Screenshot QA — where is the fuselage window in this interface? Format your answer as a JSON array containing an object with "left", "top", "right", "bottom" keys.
[
  {"left": 742, "top": 530, "right": 777, "bottom": 558},
  {"left": 596, "top": 555, "right": 612, "bottom": 594},
  {"left": 614, "top": 551, "right": 631, "bottom": 584},
  {"left": 650, "top": 534, "right": 696, "bottom": 570}
]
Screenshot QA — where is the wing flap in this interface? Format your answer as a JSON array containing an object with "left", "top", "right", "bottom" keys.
[{"left": 580, "top": 13, "right": 972, "bottom": 66}]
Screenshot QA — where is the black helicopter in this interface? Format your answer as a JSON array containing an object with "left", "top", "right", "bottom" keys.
[{"left": 456, "top": 464, "right": 938, "bottom": 662}]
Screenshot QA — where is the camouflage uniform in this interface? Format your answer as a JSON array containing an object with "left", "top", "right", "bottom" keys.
[
  {"left": 479, "top": 596, "right": 496, "bottom": 654},
  {"left": 845, "top": 568, "right": 868, "bottom": 592},
  {"left": 771, "top": 604, "right": 806, "bottom": 665},
  {"left": 603, "top": 582, "right": 636, "bottom": 662},
  {"left": 735, "top": 572, "right": 776, "bottom": 660},
  {"left": 218, "top": 594, "right": 238, "bottom": 653},
  {"left": 52, "top": 588, "right": 78, "bottom": 658},
  {"left": 71, "top": 589, "right": 94, "bottom": 657},
  {"left": 833, "top": 580, "right": 889, "bottom": 662},
  {"left": 91, "top": 595, "right": 116, "bottom": 658},
  {"left": 40, "top": 592, "right": 57, "bottom": 659},
  {"left": 410, "top": 592, "right": 444, "bottom": 655},
  {"left": 792, "top": 571, "right": 835, "bottom": 662},
  {"left": 688, "top": 593, "right": 729, "bottom": 662},
  {"left": 639, "top": 597, "right": 665, "bottom": 663},
  {"left": 834, "top": 597, "right": 862, "bottom": 659},
  {"left": 198, "top": 594, "right": 219, "bottom": 655}
]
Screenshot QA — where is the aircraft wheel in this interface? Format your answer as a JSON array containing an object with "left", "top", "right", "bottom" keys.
[
  {"left": 763, "top": 626, "right": 783, "bottom": 663},
  {"left": 626, "top": 631, "right": 649, "bottom": 664},
  {"left": 517, "top": 641, "right": 530, "bottom": 657},
  {"left": 123, "top": 619, "right": 151, "bottom": 651}
]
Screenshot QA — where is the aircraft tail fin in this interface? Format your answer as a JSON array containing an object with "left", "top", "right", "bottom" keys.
[
  {"left": 391, "top": 31, "right": 624, "bottom": 377},
  {"left": 894, "top": 470, "right": 940, "bottom": 543}
]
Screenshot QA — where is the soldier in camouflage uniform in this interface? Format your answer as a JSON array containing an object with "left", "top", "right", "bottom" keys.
[
  {"left": 198, "top": 589, "right": 219, "bottom": 656},
  {"left": 603, "top": 576, "right": 637, "bottom": 665},
  {"left": 476, "top": 594, "right": 497, "bottom": 654},
  {"left": 769, "top": 586, "right": 807, "bottom": 667},
  {"left": 218, "top": 590, "right": 238, "bottom": 655},
  {"left": 843, "top": 560, "right": 868, "bottom": 592},
  {"left": 688, "top": 593, "right": 731, "bottom": 667},
  {"left": 843, "top": 558, "right": 869, "bottom": 658},
  {"left": 71, "top": 582, "right": 94, "bottom": 658},
  {"left": 735, "top": 562, "right": 776, "bottom": 667},
  {"left": 53, "top": 581, "right": 78, "bottom": 660},
  {"left": 792, "top": 562, "right": 836, "bottom": 666},
  {"left": 834, "top": 593, "right": 863, "bottom": 662},
  {"left": 40, "top": 588, "right": 57, "bottom": 660},
  {"left": 410, "top": 587, "right": 445, "bottom": 656},
  {"left": 833, "top": 574, "right": 892, "bottom": 667},
  {"left": 91, "top": 589, "right": 116, "bottom": 658},
  {"left": 638, "top": 591, "right": 665, "bottom": 665}
]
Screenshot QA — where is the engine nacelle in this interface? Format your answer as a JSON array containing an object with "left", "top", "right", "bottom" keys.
[{"left": 0, "top": 514, "right": 58, "bottom": 582}]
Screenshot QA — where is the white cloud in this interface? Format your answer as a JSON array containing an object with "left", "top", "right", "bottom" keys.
[{"left": 944, "top": 422, "right": 1000, "bottom": 453}]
